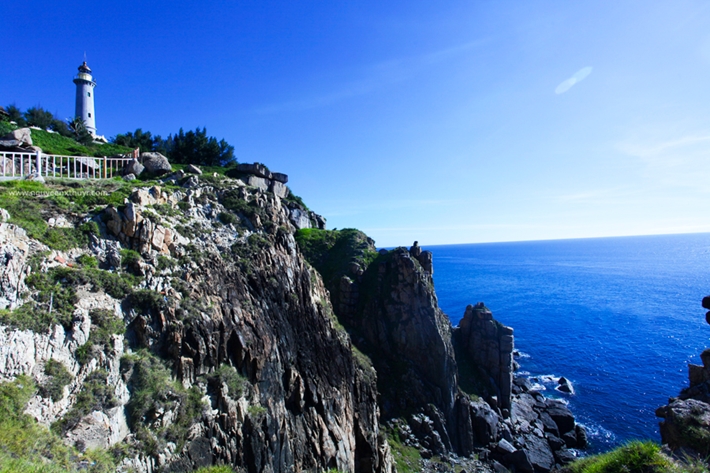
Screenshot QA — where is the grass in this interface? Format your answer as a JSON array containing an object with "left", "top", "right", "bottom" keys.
[
  {"left": 385, "top": 423, "right": 423, "bottom": 473},
  {"left": 0, "top": 179, "right": 135, "bottom": 248},
  {"left": 29, "top": 128, "right": 132, "bottom": 157},
  {"left": 562, "top": 440, "right": 708, "bottom": 473},
  {"left": 0, "top": 376, "right": 116, "bottom": 473}
]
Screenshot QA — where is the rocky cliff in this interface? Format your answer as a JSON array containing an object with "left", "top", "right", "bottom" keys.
[
  {"left": 297, "top": 231, "right": 587, "bottom": 472},
  {"left": 0, "top": 164, "right": 585, "bottom": 473},
  {"left": 656, "top": 296, "right": 710, "bottom": 459}
]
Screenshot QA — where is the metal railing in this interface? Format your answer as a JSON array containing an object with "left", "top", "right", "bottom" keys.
[{"left": 0, "top": 150, "right": 133, "bottom": 180}]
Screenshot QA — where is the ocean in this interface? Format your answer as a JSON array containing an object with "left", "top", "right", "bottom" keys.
[{"left": 425, "top": 233, "right": 710, "bottom": 453}]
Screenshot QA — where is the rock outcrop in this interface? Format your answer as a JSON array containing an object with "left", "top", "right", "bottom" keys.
[
  {"left": 454, "top": 303, "right": 514, "bottom": 413},
  {"left": 140, "top": 152, "right": 172, "bottom": 176},
  {"left": 656, "top": 295, "right": 710, "bottom": 457}
]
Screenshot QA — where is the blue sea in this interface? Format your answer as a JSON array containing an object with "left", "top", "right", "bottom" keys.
[{"left": 425, "top": 233, "right": 710, "bottom": 453}]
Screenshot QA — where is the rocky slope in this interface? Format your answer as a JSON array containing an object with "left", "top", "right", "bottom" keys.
[{"left": 0, "top": 164, "right": 586, "bottom": 473}]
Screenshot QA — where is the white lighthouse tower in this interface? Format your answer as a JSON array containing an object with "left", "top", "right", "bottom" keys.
[{"left": 73, "top": 61, "right": 97, "bottom": 136}]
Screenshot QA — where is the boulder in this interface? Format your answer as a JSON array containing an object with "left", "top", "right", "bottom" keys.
[
  {"left": 701, "top": 349, "right": 710, "bottom": 370},
  {"left": 141, "top": 152, "right": 172, "bottom": 175},
  {"left": 0, "top": 128, "right": 33, "bottom": 148},
  {"left": 185, "top": 164, "right": 202, "bottom": 175},
  {"left": 506, "top": 449, "right": 534, "bottom": 473},
  {"left": 0, "top": 208, "right": 9, "bottom": 222},
  {"left": 554, "top": 448, "right": 577, "bottom": 465},
  {"left": 237, "top": 162, "right": 272, "bottom": 179},
  {"left": 290, "top": 209, "right": 311, "bottom": 230},
  {"left": 495, "top": 439, "right": 516, "bottom": 455},
  {"left": 520, "top": 433, "right": 554, "bottom": 473},
  {"left": 246, "top": 175, "right": 269, "bottom": 192},
  {"left": 657, "top": 398, "right": 710, "bottom": 455},
  {"left": 270, "top": 180, "right": 289, "bottom": 199},
  {"left": 557, "top": 377, "right": 574, "bottom": 394},
  {"left": 272, "top": 172, "right": 288, "bottom": 183},
  {"left": 122, "top": 159, "right": 144, "bottom": 177},
  {"left": 123, "top": 173, "right": 137, "bottom": 181},
  {"left": 702, "top": 296, "right": 710, "bottom": 310},
  {"left": 545, "top": 399, "right": 575, "bottom": 435},
  {"left": 182, "top": 175, "right": 199, "bottom": 188},
  {"left": 575, "top": 424, "right": 588, "bottom": 448},
  {"left": 513, "top": 377, "right": 533, "bottom": 395}
]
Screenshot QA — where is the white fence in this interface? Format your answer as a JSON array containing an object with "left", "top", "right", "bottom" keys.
[{"left": 0, "top": 150, "right": 133, "bottom": 180}]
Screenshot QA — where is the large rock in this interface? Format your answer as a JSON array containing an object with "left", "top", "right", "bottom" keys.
[
  {"left": 657, "top": 398, "right": 710, "bottom": 456},
  {"left": 185, "top": 164, "right": 202, "bottom": 175},
  {"left": 0, "top": 128, "right": 33, "bottom": 148},
  {"left": 236, "top": 162, "right": 272, "bottom": 179},
  {"left": 122, "top": 159, "right": 144, "bottom": 177},
  {"left": 545, "top": 399, "right": 575, "bottom": 435},
  {"left": 140, "top": 152, "right": 172, "bottom": 175}
]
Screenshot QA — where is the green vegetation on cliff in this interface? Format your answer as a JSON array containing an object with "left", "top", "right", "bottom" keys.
[
  {"left": 295, "top": 228, "right": 378, "bottom": 286},
  {"left": 564, "top": 440, "right": 708, "bottom": 473},
  {"left": 0, "top": 376, "right": 116, "bottom": 473}
]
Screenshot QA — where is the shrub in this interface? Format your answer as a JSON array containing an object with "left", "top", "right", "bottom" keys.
[
  {"left": 0, "top": 266, "right": 136, "bottom": 333},
  {"left": 39, "top": 360, "right": 73, "bottom": 402},
  {"left": 206, "top": 365, "right": 248, "bottom": 398},
  {"left": 53, "top": 369, "right": 118, "bottom": 435},
  {"left": 122, "top": 351, "right": 204, "bottom": 454},
  {"left": 218, "top": 211, "right": 238, "bottom": 225},
  {"left": 76, "top": 254, "right": 98, "bottom": 268},
  {"left": 0, "top": 376, "right": 116, "bottom": 472},
  {"left": 76, "top": 309, "right": 125, "bottom": 365}
]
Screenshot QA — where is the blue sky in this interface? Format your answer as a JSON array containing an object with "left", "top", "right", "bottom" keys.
[{"left": 3, "top": 1, "right": 710, "bottom": 247}]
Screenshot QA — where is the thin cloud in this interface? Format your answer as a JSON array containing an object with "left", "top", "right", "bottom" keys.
[
  {"left": 555, "top": 66, "right": 592, "bottom": 94},
  {"left": 255, "top": 39, "right": 489, "bottom": 114}
]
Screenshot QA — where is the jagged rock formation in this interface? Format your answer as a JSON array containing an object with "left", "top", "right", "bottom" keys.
[
  {"left": 656, "top": 295, "right": 710, "bottom": 458},
  {"left": 300, "top": 233, "right": 587, "bottom": 471}
]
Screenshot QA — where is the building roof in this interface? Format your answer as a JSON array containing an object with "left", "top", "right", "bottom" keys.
[{"left": 78, "top": 62, "right": 92, "bottom": 73}]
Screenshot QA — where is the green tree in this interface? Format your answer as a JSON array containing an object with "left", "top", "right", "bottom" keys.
[
  {"left": 112, "top": 128, "right": 160, "bottom": 152},
  {"left": 68, "top": 117, "right": 94, "bottom": 145},
  {"left": 24, "top": 106, "right": 55, "bottom": 129},
  {"left": 5, "top": 104, "right": 26, "bottom": 126},
  {"left": 169, "top": 127, "right": 234, "bottom": 166}
]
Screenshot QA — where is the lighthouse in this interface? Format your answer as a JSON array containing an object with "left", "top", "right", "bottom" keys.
[{"left": 73, "top": 61, "right": 97, "bottom": 136}]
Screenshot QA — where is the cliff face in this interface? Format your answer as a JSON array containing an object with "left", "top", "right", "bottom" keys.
[
  {"left": 0, "top": 172, "right": 393, "bottom": 473},
  {"left": 301, "top": 232, "right": 586, "bottom": 471},
  {"left": 0, "top": 166, "right": 587, "bottom": 473}
]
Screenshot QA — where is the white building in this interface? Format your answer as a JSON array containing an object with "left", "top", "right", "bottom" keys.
[{"left": 73, "top": 61, "right": 97, "bottom": 136}]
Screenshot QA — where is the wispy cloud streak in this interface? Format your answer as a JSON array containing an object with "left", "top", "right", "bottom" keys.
[{"left": 255, "top": 39, "right": 489, "bottom": 114}]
